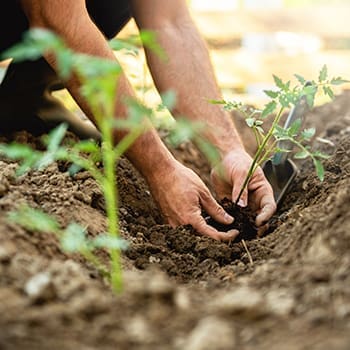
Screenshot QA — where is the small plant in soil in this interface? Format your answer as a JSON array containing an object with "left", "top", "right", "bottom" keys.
[
  {"left": 210, "top": 66, "right": 349, "bottom": 237},
  {"left": 0, "top": 29, "right": 176, "bottom": 292}
]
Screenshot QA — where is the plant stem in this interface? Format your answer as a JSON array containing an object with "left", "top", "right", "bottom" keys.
[
  {"left": 235, "top": 107, "right": 285, "bottom": 204},
  {"left": 81, "top": 249, "right": 110, "bottom": 278},
  {"left": 100, "top": 116, "right": 122, "bottom": 292}
]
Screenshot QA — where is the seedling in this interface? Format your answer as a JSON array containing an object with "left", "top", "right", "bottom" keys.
[
  {"left": 212, "top": 66, "right": 349, "bottom": 204},
  {"left": 0, "top": 29, "right": 171, "bottom": 292}
]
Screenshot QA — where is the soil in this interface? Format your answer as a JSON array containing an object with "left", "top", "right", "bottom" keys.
[{"left": 0, "top": 91, "right": 350, "bottom": 350}]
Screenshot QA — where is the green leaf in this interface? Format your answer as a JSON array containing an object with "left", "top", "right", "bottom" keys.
[
  {"left": 301, "top": 127, "right": 316, "bottom": 140},
  {"left": 330, "top": 77, "right": 350, "bottom": 85},
  {"left": 303, "top": 85, "right": 317, "bottom": 108},
  {"left": 289, "top": 118, "right": 302, "bottom": 136},
  {"left": 61, "top": 223, "right": 88, "bottom": 252},
  {"left": 294, "top": 150, "right": 309, "bottom": 159},
  {"left": 73, "top": 140, "right": 100, "bottom": 154},
  {"left": 196, "top": 137, "right": 220, "bottom": 166},
  {"left": 140, "top": 30, "right": 167, "bottom": 61},
  {"left": 294, "top": 74, "right": 306, "bottom": 85},
  {"left": 323, "top": 85, "right": 334, "bottom": 99},
  {"left": 68, "top": 163, "right": 83, "bottom": 176},
  {"left": 318, "top": 65, "right": 328, "bottom": 83},
  {"left": 92, "top": 234, "right": 129, "bottom": 250},
  {"left": 109, "top": 38, "right": 139, "bottom": 55},
  {"left": 167, "top": 119, "right": 201, "bottom": 146},
  {"left": 0, "top": 143, "right": 36, "bottom": 160},
  {"left": 245, "top": 118, "right": 256, "bottom": 128},
  {"left": 256, "top": 126, "right": 265, "bottom": 134},
  {"left": 160, "top": 90, "right": 177, "bottom": 111},
  {"left": 313, "top": 158, "right": 325, "bottom": 181},
  {"left": 208, "top": 99, "right": 226, "bottom": 105},
  {"left": 261, "top": 101, "right": 277, "bottom": 119},
  {"left": 313, "top": 151, "right": 331, "bottom": 159},
  {"left": 273, "top": 75, "right": 285, "bottom": 89},
  {"left": 264, "top": 90, "right": 279, "bottom": 98},
  {"left": 8, "top": 206, "right": 60, "bottom": 233},
  {"left": 44, "top": 123, "right": 68, "bottom": 151}
]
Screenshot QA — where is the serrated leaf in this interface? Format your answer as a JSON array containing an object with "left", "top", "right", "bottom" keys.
[
  {"left": 161, "top": 90, "right": 177, "bottom": 111},
  {"left": 323, "top": 85, "right": 334, "bottom": 99},
  {"left": 61, "top": 223, "right": 87, "bottom": 252},
  {"left": 245, "top": 118, "right": 255, "bottom": 128},
  {"left": 301, "top": 127, "right": 316, "bottom": 140},
  {"left": 264, "top": 90, "right": 279, "bottom": 98},
  {"left": 294, "top": 150, "right": 309, "bottom": 159},
  {"left": 73, "top": 140, "right": 100, "bottom": 154},
  {"left": 289, "top": 118, "right": 302, "bottom": 136},
  {"left": 318, "top": 65, "right": 328, "bottom": 82},
  {"left": 0, "top": 143, "right": 36, "bottom": 160},
  {"left": 8, "top": 206, "right": 60, "bottom": 233},
  {"left": 92, "top": 234, "right": 129, "bottom": 250},
  {"left": 273, "top": 75, "right": 284, "bottom": 89},
  {"left": 294, "top": 74, "right": 306, "bottom": 85},
  {"left": 330, "top": 77, "right": 350, "bottom": 85},
  {"left": 261, "top": 101, "right": 277, "bottom": 119},
  {"left": 45, "top": 123, "right": 68, "bottom": 151},
  {"left": 313, "top": 158, "right": 325, "bottom": 181},
  {"left": 303, "top": 85, "right": 317, "bottom": 108}
]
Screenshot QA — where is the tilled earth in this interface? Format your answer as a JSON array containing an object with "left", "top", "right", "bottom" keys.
[{"left": 0, "top": 92, "right": 350, "bottom": 350}]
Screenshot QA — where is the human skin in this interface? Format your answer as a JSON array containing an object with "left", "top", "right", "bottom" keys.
[{"left": 20, "top": 0, "right": 276, "bottom": 240}]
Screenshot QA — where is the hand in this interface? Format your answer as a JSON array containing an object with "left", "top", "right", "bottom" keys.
[
  {"left": 210, "top": 149, "right": 277, "bottom": 227},
  {"left": 147, "top": 160, "right": 239, "bottom": 241}
]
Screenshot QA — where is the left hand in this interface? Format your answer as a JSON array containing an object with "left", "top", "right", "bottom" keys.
[{"left": 210, "top": 148, "right": 277, "bottom": 227}]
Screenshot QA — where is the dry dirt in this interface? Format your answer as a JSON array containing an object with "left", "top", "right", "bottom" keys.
[{"left": 0, "top": 91, "right": 350, "bottom": 350}]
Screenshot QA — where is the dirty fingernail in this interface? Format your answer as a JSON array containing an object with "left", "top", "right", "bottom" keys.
[
  {"left": 224, "top": 213, "right": 234, "bottom": 224},
  {"left": 226, "top": 229, "right": 239, "bottom": 238}
]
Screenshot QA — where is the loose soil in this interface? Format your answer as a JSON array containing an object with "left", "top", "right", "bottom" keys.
[{"left": 0, "top": 91, "right": 350, "bottom": 350}]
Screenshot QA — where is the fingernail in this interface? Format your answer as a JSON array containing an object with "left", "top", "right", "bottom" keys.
[
  {"left": 226, "top": 229, "right": 239, "bottom": 238},
  {"left": 238, "top": 199, "right": 247, "bottom": 207},
  {"left": 224, "top": 213, "right": 234, "bottom": 224}
]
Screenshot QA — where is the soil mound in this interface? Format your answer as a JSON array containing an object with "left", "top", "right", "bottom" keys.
[{"left": 0, "top": 91, "right": 350, "bottom": 350}]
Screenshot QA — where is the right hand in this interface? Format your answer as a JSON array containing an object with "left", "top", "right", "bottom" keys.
[{"left": 147, "top": 160, "right": 239, "bottom": 241}]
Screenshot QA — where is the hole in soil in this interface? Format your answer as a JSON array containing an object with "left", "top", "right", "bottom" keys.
[{"left": 205, "top": 198, "right": 257, "bottom": 241}]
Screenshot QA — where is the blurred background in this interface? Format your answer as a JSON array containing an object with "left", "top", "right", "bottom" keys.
[
  {"left": 188, "top": 0, "right": 350, "bottom": 105},
  {"left": 1, "top": 0, "right": 349, "bottom": 109},
  {"left": 116, "top": 0, "right": 350, "bottom": 108}
]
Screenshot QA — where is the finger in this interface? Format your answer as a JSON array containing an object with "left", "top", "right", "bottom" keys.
[
  {"left": 210, "top": 170, "right": 231, "bottom": 200},
  {"left": 256, "top": 197, "right": 276, "bottom": 226},
  {"left": 257, "top": 223, "right": 269, "bottom": 237},
  {"left": 192, "top": 215, "right": 239, "bottom": 241},
  {"left": 200, "top": 190, "right": 234, "bottom": 225}
]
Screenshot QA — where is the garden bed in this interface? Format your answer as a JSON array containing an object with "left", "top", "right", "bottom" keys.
[{"left": 0, "top": 91, "right": 349, "bottom": 350}]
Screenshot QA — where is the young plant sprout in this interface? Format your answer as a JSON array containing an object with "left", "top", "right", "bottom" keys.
[
  {"left": 212, "top": 66, "right": 349, "bottom": 204},
  {"left": 0, "top": 29, "right": 168, "bottom": 292}
]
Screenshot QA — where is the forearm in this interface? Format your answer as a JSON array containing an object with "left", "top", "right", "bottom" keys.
[
  {"left": 135, "top": 13, "right": 244, "bottom": 158},
  {"left": 21, "top": 0, "right": 176, "bottom": 181}
]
